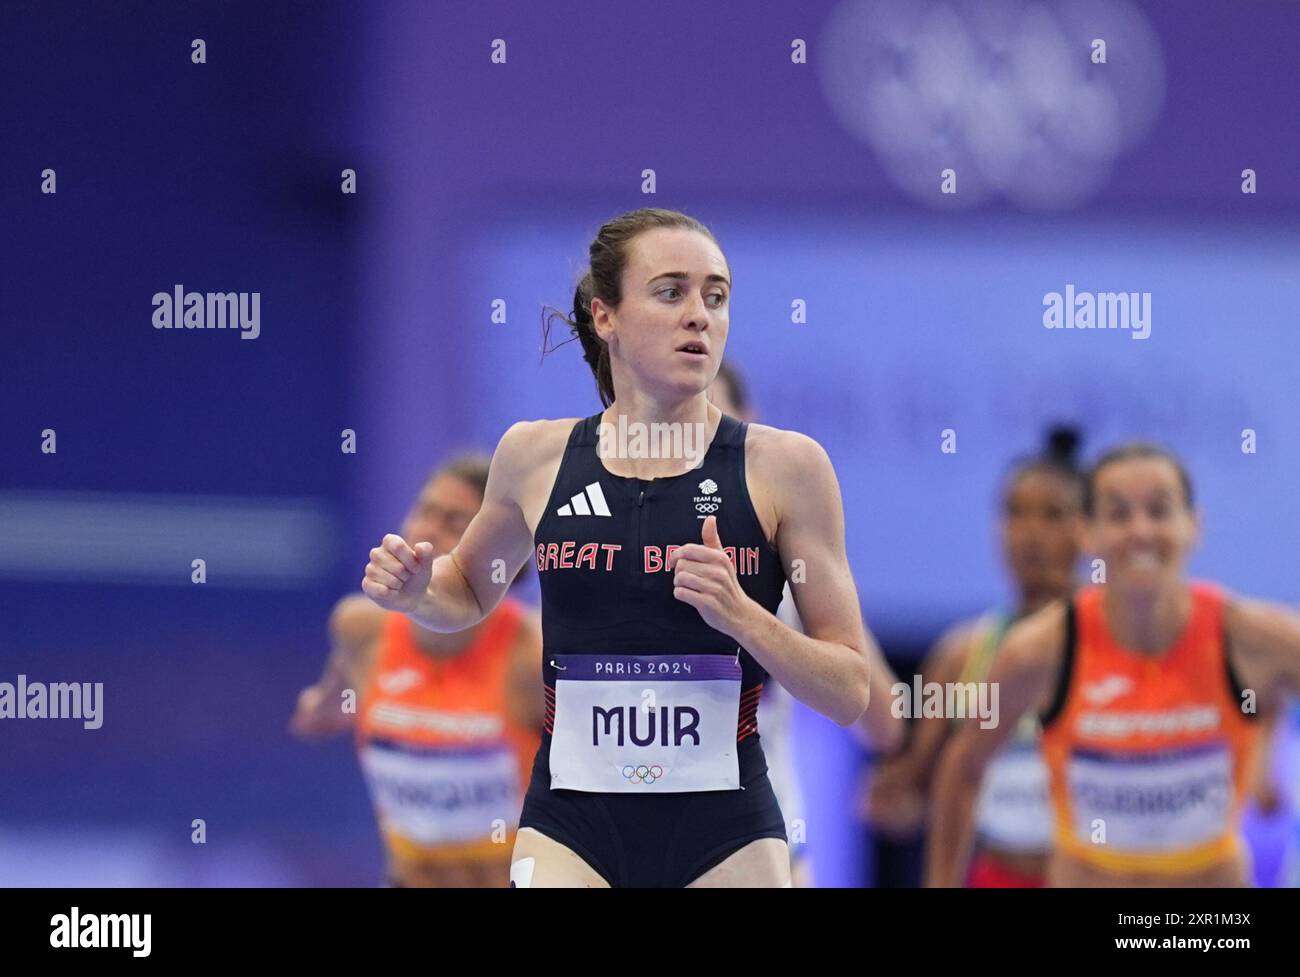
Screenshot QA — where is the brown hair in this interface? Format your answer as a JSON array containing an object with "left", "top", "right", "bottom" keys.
[
  {"left": 542, "top": 208, "right": 723, "bottom": 407},
  {"left": 430, "top": 453, "right": 490, "bottom": 499},
  {"left": 1084, "top": 441, "right": 1194, "bottom": 517}
]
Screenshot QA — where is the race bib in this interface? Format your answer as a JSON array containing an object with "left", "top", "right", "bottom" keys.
[
  {"left": 549, "top": 653, "right": 741, "bottom": 793},
  {"left": 359, "top": 740, "right": 520, "bottom": 845},
  {"left": 975, "top": 741, "right": 1053, "bottom": 853},
  {"left": 1066, "top": 741, "right": 1233, "bottom": 852}
]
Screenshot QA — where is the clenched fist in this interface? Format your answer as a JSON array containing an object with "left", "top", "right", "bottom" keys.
[{"left": 361, "top": 533, "right": 435, "bottom": 612}]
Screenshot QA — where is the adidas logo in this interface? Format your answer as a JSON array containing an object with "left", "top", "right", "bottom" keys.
[{"left": 557, "top": 481, "right": 611, "bottom": 517}]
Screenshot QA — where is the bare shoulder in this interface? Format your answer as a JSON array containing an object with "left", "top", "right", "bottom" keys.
[
  {"left": 329, "top": 593, "right": 389, "bottom": 646},
  {"left": 493, "top": 417, "right": 583, "bottom": 480},
  {"left": 927, "top": 616, "right": 990, "bottom": 674},
  {"left": 1222, "top": 591, "right": 1300, "bottom": 688},
  {"left": 744, "top": 423, "right": 832, "bottom": 484},
  {"left": 743, "top": 424, "right": 837, "bottom": 546},
  {"left": 937, "top": 615, "right": 989, "bottom": 653},
  {"left": 1221, "top": 589, "right": 1285, "bottom": 640},
  {"left": 496, "top": 417, "right": 585, "bottom": 534},
  {"left": 999, "top": 601, "right": 1068, "bottom": 678}
]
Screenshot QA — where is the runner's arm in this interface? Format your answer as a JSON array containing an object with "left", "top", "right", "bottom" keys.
[
  {"left": 290, "top": 595, "right": 384, "bottom": 739},
  {"left": 1225, "top": 597, "right": 1300, "bottom": 701},
  {"left": 731, "top": 431, "right": 873, "bottom": 726},
  {"left": 402, "top": 422, "right": 549, "bottom": 632},
  {"left": 925, "top": 603, "right": 1064, "bottom": 887}
]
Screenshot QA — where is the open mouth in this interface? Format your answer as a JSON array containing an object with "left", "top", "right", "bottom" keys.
[{"left": 676, "top": 342, "right": 708, "bottom": 356}]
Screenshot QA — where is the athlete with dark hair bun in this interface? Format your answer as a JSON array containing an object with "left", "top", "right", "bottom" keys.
[
  {"left": 869, "top": 426, "right": 1085, "bottom": 887},
  {"left": 928, "top": 443, "right": 1300, "bottom": 887}
]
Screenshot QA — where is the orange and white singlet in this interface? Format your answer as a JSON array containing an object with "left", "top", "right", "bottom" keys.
[
  {"left": 1040, "top": 582, "right": 1260, "bottom": 875},
  {"left": 356, "top": 599, "right": 540, "bottom": 863}
]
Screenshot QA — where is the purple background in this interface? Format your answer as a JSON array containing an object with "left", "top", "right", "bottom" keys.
[{"left": 2, "top": 0, "right": 1298, "bottom": 886}]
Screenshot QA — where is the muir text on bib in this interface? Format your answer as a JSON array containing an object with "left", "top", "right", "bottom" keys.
[{"left": 549, "top": 653, "right": 742, "bottom": 793}]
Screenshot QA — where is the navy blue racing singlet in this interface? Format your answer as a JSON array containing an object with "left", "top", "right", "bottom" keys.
[{"left": 532, "top": 410, "right": 789, "bottom": 786}]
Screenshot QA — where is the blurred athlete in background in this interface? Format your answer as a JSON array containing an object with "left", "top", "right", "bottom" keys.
[
  {"left": 709, "top": 359, "right": 904, "bottom": 887},
  {"left": 866, "top": 427, "right": 1084, "bottom": 886},
  {"left": 927, "top": 443, "right": 1300, "bottom": 887},
  {"left": 292, "top": 455, "right": 543, "bottom": 887}
]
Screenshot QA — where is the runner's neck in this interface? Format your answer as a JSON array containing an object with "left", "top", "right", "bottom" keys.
[{"left": 1100, "top": 583, "right": 1192, "bottom": 655}]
